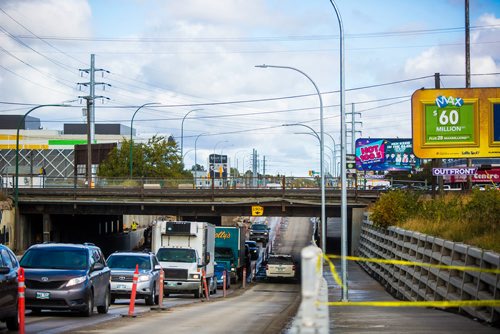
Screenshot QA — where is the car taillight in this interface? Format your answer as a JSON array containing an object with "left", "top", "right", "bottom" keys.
[
  {"left": 266, "top": 264, "right": 269, "bottom": 270},
  {"left": 292, "top": 265, "right": 296, "bottom": 271}
]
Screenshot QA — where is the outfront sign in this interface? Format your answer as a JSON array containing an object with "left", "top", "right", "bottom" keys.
[
  {"left": 412, "top": 88, "right": 500, "bottom": 158},
  {"left": 432, "top": 168, "right": 477, "bottom": 176}
]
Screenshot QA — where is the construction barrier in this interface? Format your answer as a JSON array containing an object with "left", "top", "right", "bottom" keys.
[
  {"left": 18, "top": 267, "right": 25, "bottom": 334},
  {"left": 127, "top": 264, "right": 139, "bottom": 317},
  {"left": 202, "top": 269, "right": 209, "bottom": 301}
]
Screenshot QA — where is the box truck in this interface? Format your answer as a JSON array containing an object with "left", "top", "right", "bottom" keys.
[{"left": 152, "top": 221, "right": 217, "bottom": 298}]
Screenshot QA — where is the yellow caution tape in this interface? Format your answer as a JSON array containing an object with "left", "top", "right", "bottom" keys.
[
  {"left": 323, "top": 254, "right": 344, "bottom": 289},
  {"left": 327, "top": 254, "right": 500, "bottom": 275},
  {"left": 321, "top": 299, "right": 500, "bottom": 308}
]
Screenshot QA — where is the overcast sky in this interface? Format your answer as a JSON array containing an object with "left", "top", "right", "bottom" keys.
[{"left": 1, "top": 0, "right": 499, "bottom": 176}]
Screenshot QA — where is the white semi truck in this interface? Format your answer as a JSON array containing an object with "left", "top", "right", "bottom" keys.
[{"left": 152, "top": 220, "right": 217, "bottom": 298}]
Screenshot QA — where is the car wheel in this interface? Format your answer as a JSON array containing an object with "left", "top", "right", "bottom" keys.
[
  {"left": 145, "top": 285, "right": 156, "bottom": 305},
  {"left": 194, "top": 285, "right": 201, "bottom": 298},
  {"left": 81, "top": 290, "right": 94, "bottom": 317},
  {"left": 6, "top": 315, "right": 19, "bottom": 331},
  {"left": 97, "top": 287, "right": 110, "bottom": 314}
]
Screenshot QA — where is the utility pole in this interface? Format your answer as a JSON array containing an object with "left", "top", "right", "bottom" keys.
[
  {"left": 433, "top": 73, "right": 443, "bottom": 198},
  {"left": 346, "top": 103, "right": 362, "bottom": 155},
  {"left": 252, "top": 149, "right": 258, "bottom": 188},
  {"left": 465, "top": 0, "right": 473, "bottom": 190},
  {"left": 263, "top": 155, "right": 266, "bottom": 186},
  {"left": 78, "top": 54, "right": 110, "bottom": 188}
]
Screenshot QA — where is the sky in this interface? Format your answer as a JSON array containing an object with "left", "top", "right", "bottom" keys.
[{"left": 0, "top": 0, "right": 499, "bottom": 176}]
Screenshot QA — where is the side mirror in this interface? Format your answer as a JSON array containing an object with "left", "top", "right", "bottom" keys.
[
  {"left": 93, "top": 263, "right": 104, "bottom": 271},
  {"left": 154, "top": 264, "right": 162, "bottom": 271}
]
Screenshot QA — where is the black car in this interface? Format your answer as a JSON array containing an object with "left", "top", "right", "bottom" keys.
[
  {"left": 107, "top": 251, "right": 162, "bottom": 305},
  {"left": 245, "top": 240, "right": 259, "bottom": 261},
  {"left": 249, "top": 224, "right": 270, "bottom": 243},
  {"left": 0, "top": 244, "right": 19, "bottom": 330},
  {"left": 19, "top": 243, "right": 111, "bottom": 316}
]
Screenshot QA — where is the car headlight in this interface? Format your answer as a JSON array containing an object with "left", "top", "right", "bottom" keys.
[
  {"left": 190, "top": 274, "right": 200, "bottom": 279},
  {"left": 250, "top": 231, "right": 253, "bottom": 234},
  {"left": 264, "top": 232, "right": 268, "bottom": 235},
  {"left": 138, "top": 274, "right": 150, "bottom": 282},
  {"left": 231, "top": 267, "right": 235, "bottom": 272},
  {"left": 220, "top": 275, "right": 225, "bottom": 279},
  {"left": 66, "top": 276, "right": 87, "bottom": 287}
]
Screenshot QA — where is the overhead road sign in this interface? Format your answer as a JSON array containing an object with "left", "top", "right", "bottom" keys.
[
  {"left": 251, "top": 205, "right": 264, "bottom": 216},
  {"left": 412, "top": 88, "right": 500, "bottom": 158}
]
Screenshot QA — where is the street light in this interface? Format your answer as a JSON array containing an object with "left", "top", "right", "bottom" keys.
[
  {"left": 14, "top": 104, "right": 68, "bottom": 243},
  {"left": 256, "top": 63, "right": 325, "bottom": 258},
  {"left": 328, "top": 0, "right": 348, "bottom": 301},
  {"left": 194, "top": 133, "right": 208, "bottom": 189},
  {"left": 324, "top": 132, "right": 338, "bottom": 176},
  {"left": 129, "top": 102, "right": 160, "bottom": 178},
  {"left": 181, "top": 108, "right": 203, "bottom": 164}
]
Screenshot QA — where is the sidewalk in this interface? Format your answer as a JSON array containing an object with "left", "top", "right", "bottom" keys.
[{"left": 325, "top": 261, "right": 499, "bottom": 333}]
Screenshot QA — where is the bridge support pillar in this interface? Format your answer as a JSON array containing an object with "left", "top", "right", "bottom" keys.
[
  {"left": 350, "top": 208, "right": 364, "bottom": 254},
  {"left": 42, "top": 214, "right": 52, "bottom": 242}
]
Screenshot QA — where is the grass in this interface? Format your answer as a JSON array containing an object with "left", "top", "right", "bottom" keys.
[{"left": 369, "top": 189, "right": 500, "bottom": 253}]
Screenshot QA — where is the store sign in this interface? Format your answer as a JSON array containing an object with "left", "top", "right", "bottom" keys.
[
  {"left": 445, "top": 168, "right": 500, "bottom": 183},
  {"left": 412, "top": 88, "right": 500, "bottom": 158},
  {"left": 355, "top": 138, "right": 420, "bottom": 171}
]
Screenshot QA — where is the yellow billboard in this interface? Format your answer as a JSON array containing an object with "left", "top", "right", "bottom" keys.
[{"left": 412, "top": 88, "right": 500, "bottom": 158}]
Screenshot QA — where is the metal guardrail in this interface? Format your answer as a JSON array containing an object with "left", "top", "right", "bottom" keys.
[
  {"left": 289, "top": 245, "right": 329, "bottom": 334},
  {"left": 357, "top": 217, "right": 500, "bottom": 323}
]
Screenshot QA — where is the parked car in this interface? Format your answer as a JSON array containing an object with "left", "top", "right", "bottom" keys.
[
  {"left": 0, "top": 244, "right": 19, "bottom": 330},
  {"left": 266, "top": 254, "right": 296, "bottom": 281},
  {"left": 249, "top": 223, "right": 270, "bottom": 243},
  {"left": 245, "top": 240, "right": 259, "bottom": 261},
  {"left": 19, "top": 243, "right": 111, "bottom": 316},
  {"left": 214, "top": 263, "right": 230, "bottom": 289},
  {"left": 106, "top": 251, "right": 161, "bottom": 305},
  {"left": 371, "top": 185, "right": 388, "bottom": 191}
]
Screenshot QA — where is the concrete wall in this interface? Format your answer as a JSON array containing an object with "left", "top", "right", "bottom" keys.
[{"left": 357, "top": 216, "right": 500, "bottom": 324}]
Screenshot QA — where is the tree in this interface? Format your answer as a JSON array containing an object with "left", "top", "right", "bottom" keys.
[{"left": 98, "top": 135, "right": 192, "bottom": 179}]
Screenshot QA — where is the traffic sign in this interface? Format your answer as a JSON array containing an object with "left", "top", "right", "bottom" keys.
[
  {"left": 251, "top": 205, "right": 264, "bottom": 216},
  {"left": 412, "top": 88, "right": 500, "bottom": 158}
]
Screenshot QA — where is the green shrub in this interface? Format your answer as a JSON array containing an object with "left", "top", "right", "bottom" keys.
[
  {"left": 369, "top": 190, "right": 422, "bottom": 228},
  {"left": 464, "top": 189, "right": 500, "bottom": 233}
]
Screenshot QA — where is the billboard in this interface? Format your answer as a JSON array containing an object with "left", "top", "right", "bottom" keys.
[
  {"left": 355, "top": 138, "right": 420, "bottom": 171},
  {"left": 412, "top": 88, "right": 500, "bottom": 158}
]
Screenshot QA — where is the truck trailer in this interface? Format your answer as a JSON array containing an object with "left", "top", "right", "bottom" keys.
[
  {"left": 152, "top": 220, "right": 217, "bottom": 298},
  {"left": 215, "top": 226, "right": 245, "bottom": 283}
]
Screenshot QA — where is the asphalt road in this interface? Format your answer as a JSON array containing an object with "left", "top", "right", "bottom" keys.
[{"left": 52, "top": 217, "right": 312, "bottom": 334}]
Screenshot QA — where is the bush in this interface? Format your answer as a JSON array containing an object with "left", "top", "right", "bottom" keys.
[{"left": 369, "top": 190, "right": 422, "bottom": 228}]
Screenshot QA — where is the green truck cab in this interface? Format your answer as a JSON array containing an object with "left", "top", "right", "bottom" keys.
[{"left": 215, "top": 227, "right": 245, "bottom": 283}]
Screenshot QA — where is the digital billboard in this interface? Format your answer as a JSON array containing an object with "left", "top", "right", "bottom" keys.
[
  {"left": 412, "top": 88, "right": 500, "bottom": 158},
  {"left": 355, "top": 138, "right": 420, "bottom": 171}
]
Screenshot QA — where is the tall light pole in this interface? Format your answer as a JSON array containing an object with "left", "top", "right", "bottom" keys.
[
  {"left": 194, "top": 133, "right": 207, "bottom": 189},
  {"left": 328, "top": 0, "right": 348, "bottom": 301},
  {"left": 181, "top": 108, "right": 203, "bottom": 165},
  {"left": 324, "top": 132, "right": 338, "bottom": 176},
  {"left": 15, "top": 104, "right": 67, "bottom": 246},
  {"left": 256, "top": 63, "right": 325, "bottom": 258},
  {"left": 129, "top": 102, "right": 160, "bottom": 178}
]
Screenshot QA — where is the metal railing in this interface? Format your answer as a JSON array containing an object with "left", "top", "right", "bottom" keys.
[
  {"left": 357, "top": 216, "right": 500, "bottom": 323},
  {"left": 289, "top": 245, "right": 329, "bottom": 334}
]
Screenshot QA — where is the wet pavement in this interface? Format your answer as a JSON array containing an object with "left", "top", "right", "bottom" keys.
[{"left": 325, "top": 261, "right": 499, "bottom": 333}]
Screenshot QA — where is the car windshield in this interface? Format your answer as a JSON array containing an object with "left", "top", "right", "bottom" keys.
[
  {"left": 215, "top": 264, "right": 226, "bottom": 271},
  {"left": 251, "top": 224, "right": 267, "bottom": 231},
  {"left": 246, "top": 241, "right": 257, "bottom": 248},
  {"left": 268, "top": 255, "right": 293, "bottom": 265},
  {"left": 215, "top": 247, "right": 233, "bottom": 258},
  {"left": 107, "top": 255, "right": 151, "bottom": 270},
  {"left": 20, "top": 248, "right": 88, "bottom": 270},
  {"left": 156, "top": 248, "right": 196, "bottom": 263}
]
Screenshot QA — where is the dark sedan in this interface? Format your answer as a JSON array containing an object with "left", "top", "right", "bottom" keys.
[
  {"left": 0, "top": 244, "right": 19, "bottom": 330},
  {"left": 245, "top": 241, "right": 259, "bottom": 261}
]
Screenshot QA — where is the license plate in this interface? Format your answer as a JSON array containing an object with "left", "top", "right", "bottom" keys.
[
  {"left": 36, "top": 292, "right": 50, "bottom": 299},
  {"left": 117, "top": 284, "right": 127, "bottom": 289},
  {"left": 167, "top": 282, "right": 177, "bottom": 287}
]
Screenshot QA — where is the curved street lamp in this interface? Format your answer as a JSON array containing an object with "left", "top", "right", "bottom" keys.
[
  {"left": 194, "top": 133, "right": 208, "bottom": 189},
  {"left": 256, "top": 63, "right": 325, "bottom": 258},
  {"left": 129, "top": 102, "right": 160, "bottom": 178},
  {"left": 180, "top": 108, "right": 203, "bottom": 164},
  {"left": 329, "top": 0, "right": 348, "bottom": 301}
]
